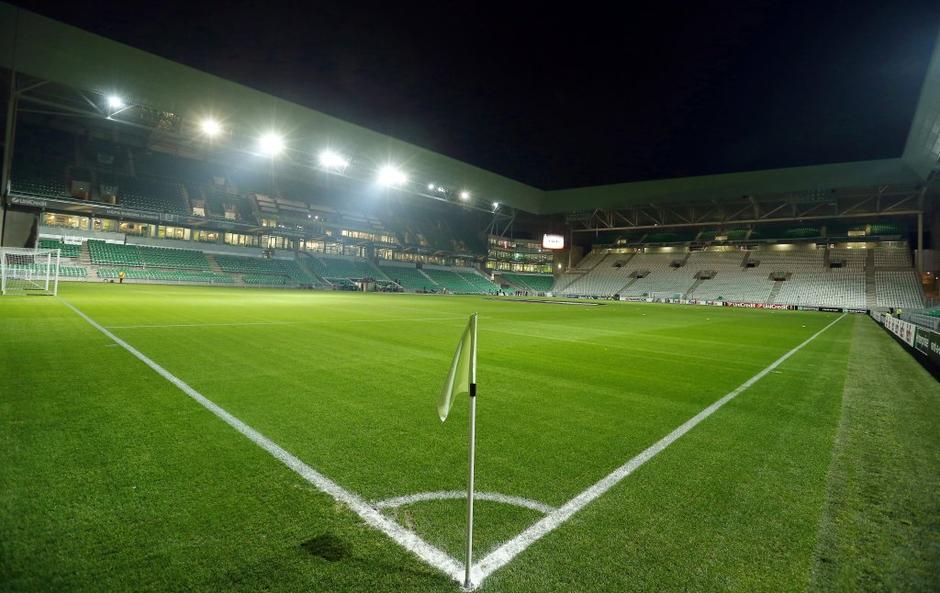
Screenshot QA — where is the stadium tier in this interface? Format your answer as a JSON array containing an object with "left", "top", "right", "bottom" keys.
[
  {"left": 88, "top": 240, "right": 144, "bottom": 267},
  {"left": 6, "top": 263, "right": 87, "bottom": 278},
  {"left": 378, "top": 264, "right": 434, "bottom": 291},
  {"left": 97, "top": 268, "right": 234, "bottom": 284},
  {"left": 556, "top": 245, "right": 924, "bottom": 309},
  {"left": 304, "top": 255, "right": 388, "bottom": 282},
  {"left": 455, "top": 269, "right": 500, "bottom": 293},
  {"left": 88, "top": 240, "right": 209, "bottom": 269},
  {"left": 215, "top": 254, "right": 321, "bottom": 286},
  {"left": 498, "top": 273, "right": 554, "bottom": 292},
  {"left": 242, "top": 274, "right": 289, "bottom": 286},
  {"left": 422, "top": 268, "right": 482, "bottom": 293},
  {"left": 37, "top": 239, "right": 80, "bottom": 258},
  {"left": 116, "top": 178, "right": 190, "bottom": 215},
  {"left": 138, "top": 245, "right": 210, "bottom": 269}
]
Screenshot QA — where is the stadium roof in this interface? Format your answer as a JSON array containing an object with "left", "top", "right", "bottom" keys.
[{"left": 2, "top": 3, "right": 939, "bottom": 216}]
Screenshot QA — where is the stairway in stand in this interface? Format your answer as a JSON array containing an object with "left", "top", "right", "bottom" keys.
[
  {"left": 766, "top": 280, "right": 783, "bottom": 304},
  {"left": 205, "top": 253, "right": 224, "bottom": 273},
  {"left": 684, "top": 278, "right": 704, "bottom": 299},
  {"left": 616, "top": 277, "right": 640, "bottom": 294},
  {"left": 865, "top": 248, "right": 876, "bottom": 309}
]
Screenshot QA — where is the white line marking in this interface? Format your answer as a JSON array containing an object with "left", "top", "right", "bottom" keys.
[
  {"left": 106, "top": 316, "right": 467, "bottom": 330},
  {"left": 106, "top": 321, "right": 295, "bottom": 329},
  {"left": 375, "top": 491, "right": 555, "bottom": 514},
  {"left": 61, "top": 300, "right": 465, "bottom": 584},
  {"left": 469, "top": 313, "right": 847, "bottom": 587}
]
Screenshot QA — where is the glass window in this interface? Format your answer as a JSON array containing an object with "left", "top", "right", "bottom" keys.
[
  {"left": 92, "top": 218, "right": 118, "bottom": 232},
  {"left": 119, "top": 222, "right": 151, "bottom": 236}
]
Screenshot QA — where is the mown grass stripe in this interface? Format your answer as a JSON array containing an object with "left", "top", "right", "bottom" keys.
[
  {"left": 60, "top": 299, "right": 466, "bottom": 584},
  {"left": 471, "top": 313, "right": 847, "bottom": 587}
]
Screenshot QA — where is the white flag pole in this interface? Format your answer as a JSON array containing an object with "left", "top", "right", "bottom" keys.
[{"left": 464, "top": 313, "right": 478, "bottom": 589}]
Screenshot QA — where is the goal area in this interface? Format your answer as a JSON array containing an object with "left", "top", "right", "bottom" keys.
[{"left": 1, "top": 248, "right": 61, "bottom": 296}]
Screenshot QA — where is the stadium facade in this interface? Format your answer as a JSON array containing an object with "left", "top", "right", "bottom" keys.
[{"left": 1, "top": 3, "right": 938, "bottom": 311}]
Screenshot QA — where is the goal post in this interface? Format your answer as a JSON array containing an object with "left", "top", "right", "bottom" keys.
[{"left": 0, "top": 247, "right": 61, "bottom": 296}]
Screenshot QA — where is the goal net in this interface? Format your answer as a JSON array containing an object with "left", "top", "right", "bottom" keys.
[{"left": 1, "top": 248, "right": 61, "bottom": 296}]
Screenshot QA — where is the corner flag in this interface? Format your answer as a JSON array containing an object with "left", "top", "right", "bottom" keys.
[
  {"left": 438, "top": 313, "right": 477, "bottom": 422},
  {"left": 438, "top": 313, "right": 478, "bottom": 589}
]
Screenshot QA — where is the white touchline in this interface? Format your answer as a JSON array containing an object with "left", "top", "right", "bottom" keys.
[
  {"left": 469, "top": 313, "right": 847, "bottom": 586},
  {"left": 375, "top": 491, "right": 556, "bottom": 514},
  {"left": 61, "top": 300, "right": 466, "bottom": 585}
]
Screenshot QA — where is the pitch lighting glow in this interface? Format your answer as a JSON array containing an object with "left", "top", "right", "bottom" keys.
[
  {"left": 459, "top": 191, "right": 470, "bottom": 200},
  {"left": 199, "top": 118, "right": 222, "bottom": 137},
  {"left": 378, "top": 165, "right": 407, "bottom": 187},
  {"left": 318, "top": 149, "right": 349, "bottom": 170},
  {"left": 258, "top": 132, "right": 285, "bottom": 157},
  {"left": 107, "top": 95, "right": 124, "bottom": 109}
]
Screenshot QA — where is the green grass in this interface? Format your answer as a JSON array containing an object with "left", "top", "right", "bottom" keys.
[{"left": 1, "top": 284, "right": 937, "bottom": 592}]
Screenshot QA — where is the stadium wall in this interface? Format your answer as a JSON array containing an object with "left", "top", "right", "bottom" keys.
[
  {"left": 1, "top": 209, "right": 35, "bottom": 247},
  {"left": 875, "top": 312, "right": 940, "bottom": 379}
]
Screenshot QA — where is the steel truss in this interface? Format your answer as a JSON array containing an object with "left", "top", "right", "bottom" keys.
[{"left": 566, "top": 186, "right": 925, "bottom": 233}]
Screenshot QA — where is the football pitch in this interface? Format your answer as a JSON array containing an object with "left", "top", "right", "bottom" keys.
[{"left": 2, "top": 284, "right": 938, "bottom": 592}]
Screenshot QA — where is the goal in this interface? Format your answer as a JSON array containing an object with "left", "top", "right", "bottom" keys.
[{"left": 1, "top": 247, "right": 61, "bottom": 296}]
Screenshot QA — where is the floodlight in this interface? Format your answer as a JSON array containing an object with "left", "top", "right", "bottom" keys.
[
  {"left": 107, "top": 95, "right": 124, "bottom": 109},
  {"left": 378, "top": 165, "right": 407, "bottom": 187},
  {"left": 427, "top": 183, "right": 435, "bottom": 190},
  {"left": 200, "top": 118, "right": 222, "bottom": 137},
  {"left": 258, "top": 132, "right": 285, "bottom": 157},
  {"left": 492, "top": 201, "right": 500, "bottom": 210},
  {"left": 459, "top": 190, "right": 470, "bottom": 200},
  {"left": 318, "top": 149, "right": 349, "bottom": 170}
]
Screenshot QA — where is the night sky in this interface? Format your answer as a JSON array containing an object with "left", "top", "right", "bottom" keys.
[{"left": 12, "top": 0, "right": 940, "bottom": 190}]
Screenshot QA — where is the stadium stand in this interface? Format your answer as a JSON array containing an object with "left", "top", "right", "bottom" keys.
[
  {"left": 243, "top": 274, "right": 289, "bottom": 286},
  {"left": 874, "top": 246, "right": 912, "bottom": 267},
  {"left": 88, "top": 240, "right": 144, "bottom": 267},
  {"left": 688, "top": 252, "right": 773, "bottom": 303},
  {"left": 8, "top": 263, "right": 87, "bottom": 278},
  {"left": 875, "top": 272, "right": 924, "bottom": 309},
  {"left": 378, "top": 263, "right": 436, "bottom": 291},
  {"left": 97, "top": 268, "right": 233, "bottom": 284},
  {"left": 37, "top": 239, "right": 80, "bottom": 258},
  {"left": 557, "top": 244, "right": 924, "bottom": 309},
  {"left": 138, "top": 245, "right": 210, "bottom": 269},
  {"left": 116, "top": 177, "right": 190, "bottom": 215},
  {"left": 88, "top": 240, "right": 211, "bottom": 270},
  {"left": 215, "top": 254, "right": 320, "bottom": 286},
  {"left": 304, "top": 255, "right": 387, "bottom": 282},
  {"left": 498, "top": 273, "right": 554, "bottom": 292},
  {"left": 423, "top": 268, "right": 478, "bottom": 293},
  {"left": 455, "top": 269, "right": 500, "bottom": 293}
]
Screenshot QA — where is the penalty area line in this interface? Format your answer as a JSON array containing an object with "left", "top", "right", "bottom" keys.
[
  {"left": 470, "top": 313, "right": 848, "bottom": 586},
  {"left": 60, "top": 299, "right": 465, "bottom": 585},
  {"left": 105, "top": 321, "right": 296, "bottom": 329}
]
